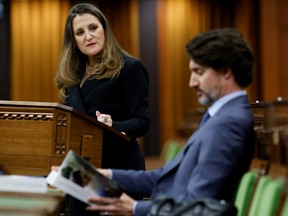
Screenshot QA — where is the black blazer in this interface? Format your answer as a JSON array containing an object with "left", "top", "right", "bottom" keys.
[{"left": 65, "top": 56, "right": 150, "bottom": 170}]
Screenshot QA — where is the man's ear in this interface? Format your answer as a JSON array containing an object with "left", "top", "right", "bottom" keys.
[{"left": 222, "top": 68, "right": 233, "bottom": 79}]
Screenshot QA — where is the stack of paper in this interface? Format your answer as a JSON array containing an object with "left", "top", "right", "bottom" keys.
[{"left": 0, "top": 175, "right": 47, "bottom": 193}]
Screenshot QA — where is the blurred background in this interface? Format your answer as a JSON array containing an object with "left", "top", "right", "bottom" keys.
[{"left": 0, "top": 0, "right": 287, "bottom": 156}]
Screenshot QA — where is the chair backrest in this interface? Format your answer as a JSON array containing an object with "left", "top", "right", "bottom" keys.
[
  {"left": 280, "top": 195, "right": 288, "bottom": 216},
  {"left": 234, "top": 171, "right": 258, "bottom": 216},
  {"left": 248, "top": 175, "right": 271, "bottom": 216},
  {"left": 256, "top": 178, "right": 285, "bottom": 216},
  {"left": 161, "top": 140, "right": 183, "bottom": 163}
]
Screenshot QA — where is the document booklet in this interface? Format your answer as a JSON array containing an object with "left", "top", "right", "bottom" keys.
[
  {"left": 0, "top": 175, "right": 47, "bottom": 193},
  {"left": 46, "top": 150, "right": 124, "bottom": 205}
]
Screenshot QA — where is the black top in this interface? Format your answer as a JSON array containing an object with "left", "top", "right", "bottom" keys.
[{"left": 65, "top": 56, "right": 150, "bottom": 170}]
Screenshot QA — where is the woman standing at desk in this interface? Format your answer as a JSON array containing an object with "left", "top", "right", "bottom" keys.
[{"left": 55, "top": 3, "right": 150, "bottom": 171}]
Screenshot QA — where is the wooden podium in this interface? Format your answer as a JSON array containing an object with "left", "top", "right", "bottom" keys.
[{"left": 0, "top": 100, "right": 129, "bottom": 176}]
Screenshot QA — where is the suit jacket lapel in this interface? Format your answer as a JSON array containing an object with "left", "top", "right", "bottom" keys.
[
  {"left": 66, "top": 86, "right": 87, "bottom": 113},
  {"left": 160, "top": 132, "right": 200, "bottom": 177}
]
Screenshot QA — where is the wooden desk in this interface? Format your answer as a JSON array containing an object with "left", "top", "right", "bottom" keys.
[{"left": 252, "top": 99, "right": 288, "bottom": 164}]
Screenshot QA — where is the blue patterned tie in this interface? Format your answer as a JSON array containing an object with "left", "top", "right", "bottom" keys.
[{"left": 199, "top": 111, "right": 210, "bottom": 128}]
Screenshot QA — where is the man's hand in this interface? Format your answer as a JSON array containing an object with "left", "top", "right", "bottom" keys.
[
  {"left": 86, "top": 193, "right": 135, "bottom": 216},
  {"left": 97, "top": 168, "right": 112, "bottom": 178}
]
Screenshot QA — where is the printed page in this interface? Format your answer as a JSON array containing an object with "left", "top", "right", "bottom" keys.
[{"left": 46, "top": 150, "right": 124, "bottom": 204}]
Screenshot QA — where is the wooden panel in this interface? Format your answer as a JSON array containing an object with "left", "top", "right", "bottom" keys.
[
  {"left": 0, "top": 101, "right": 125, "bottom": 176},
  {"left": 252, "top": 99, "right": 288, "bottom": 165},
  {"left": 69, "top": 111, "right": 103, "bottom": 167},
  {"left": 265, "top": 101, "right": 288, "bottom": 128},
  {"left": 260, "top": 0, "right": 288, "bottom": 100},
  {"left": 249, "top": 158, "right": 269, "bottom": 176},
  {"left": 251, "top": 102, "right": 266, "bottom": 129},
  {"left": 0, "top": 120, "right": 53, "bottom": 156},
  {"left": 156, "top": 0, "right": 210, "bottom": 147},
  {"left": 10, "top": 0, "right": 70, "bottom": 102}
]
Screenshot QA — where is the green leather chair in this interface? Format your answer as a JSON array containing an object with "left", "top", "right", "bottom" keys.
[
  {"left": 161, "top": 140, "right": 182, "bottom": 163},
  {"left": 255, "top": 178, "right": 285, "bottom": 216},
  {"left": 234, "top": 171, "right": 258, "bottom": 216},
  {"left": 248, "top": 175, "right": 271, "bottom": 216},
  {"left": 280, "top": 195, "right": 288, "bottom": 216}
]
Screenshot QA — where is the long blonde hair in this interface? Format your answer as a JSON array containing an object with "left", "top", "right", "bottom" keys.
[{"left": 55, "top": 3, "right": 131, "bottom": 102}]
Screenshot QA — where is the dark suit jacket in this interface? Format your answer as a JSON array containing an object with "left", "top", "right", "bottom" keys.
[
  {"left": 65, "top": 56, "right": 150, "bottom": 170},
  {"left": 112, "top": 95, "right": 255, "bottom": 216}
]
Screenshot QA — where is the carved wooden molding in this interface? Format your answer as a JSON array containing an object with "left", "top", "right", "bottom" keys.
[
  {"left": 0, "top": 112, "right": 53, "bottom": 121},
  {"left": 55, "top": 113, "right": 67, "bottom": 155}
]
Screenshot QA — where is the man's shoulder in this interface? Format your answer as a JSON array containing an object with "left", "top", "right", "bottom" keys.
[
  {"left": 211, "top": 96, "right": 253, "bottom": 127},
  {"left": 220, "top": 95, "right": 251, "bottom": 113}
]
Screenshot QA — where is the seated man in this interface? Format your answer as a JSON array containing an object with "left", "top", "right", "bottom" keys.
[{"left": 86, "top": 28, "right": 256, "bottom": 216}]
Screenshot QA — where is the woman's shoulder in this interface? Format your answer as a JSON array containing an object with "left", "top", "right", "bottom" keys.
[
  {"left": 123, "top": 55, "right": 142, "bottom": 65},
  {"left": 122, "top": 56, "right": 147, "bottom": 71},
  {"left": 120, "top": 56, "right": 149, "bottom": 79}
]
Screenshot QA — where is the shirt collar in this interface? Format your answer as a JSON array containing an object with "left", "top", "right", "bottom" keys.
[{"left": 207, "top": 90, "right": 247, "bottom": 117}]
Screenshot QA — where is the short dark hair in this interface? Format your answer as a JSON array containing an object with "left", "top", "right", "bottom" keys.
[{"left": 185, "top": 28, "right": 254, "bottom": 88}]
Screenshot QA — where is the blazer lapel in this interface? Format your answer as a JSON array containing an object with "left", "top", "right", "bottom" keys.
[
  {"left": 66, "top": 86, "right": 87, "bottom": 113},
  {"left": 160, "top": 132, "right": 200, "bottom": 177}
]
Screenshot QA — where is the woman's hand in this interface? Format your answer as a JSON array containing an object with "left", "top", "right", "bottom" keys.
[
  {"left": 96, "top": 111, "right": 113, "bottom": 127},
  {"left": 51, "top": 166, "right": 60, "bottom": 171},
  {"left": 86, "top": 193, "right": 135, "bottom": 216}
]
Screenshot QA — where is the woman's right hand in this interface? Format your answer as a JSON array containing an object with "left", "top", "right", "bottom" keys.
[
  {"left": 96, "top": 111, "right": 113, "bottom": 127},
  {"left": 51, "top": 166, "right": 60, "bottom": 171}
]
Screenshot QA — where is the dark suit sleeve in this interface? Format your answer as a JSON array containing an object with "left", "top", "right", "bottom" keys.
[
  {"left": 135, "top": 200, "right": 152, "bottom": 216},
  {"left": 112, "top": 169, "right": 160, "bottom": 196},
  {"left": 112, "top": 59, "right": 150, "bottom": 138}
]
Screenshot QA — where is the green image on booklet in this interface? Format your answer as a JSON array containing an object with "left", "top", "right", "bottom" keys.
[{"left": 46, "top": 150, "right": 124, "bottom": 205}]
